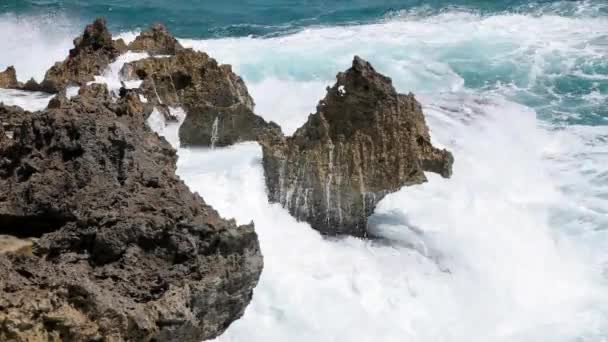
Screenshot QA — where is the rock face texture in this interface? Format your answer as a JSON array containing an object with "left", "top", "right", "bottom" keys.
[
  {"left": 35, "top": 18, "right": 126, "bottom": 93},
  {"left": 0, "top": 84, "right": 262, "bottom": 341},
  {"left": 260, "top": 56, "right": 454, "bottom": 236},
  {"left": 128, "top": 23, "right": 184, "bottom": 55},
  {"left": 121, "top": 48, "right": 275, "bottom": 147},
  {"left": 0, "top": 104, "right": 29, "bottom": 137},
  {"left": 0, "top": 67, "right": 20, "bottom": 89}
]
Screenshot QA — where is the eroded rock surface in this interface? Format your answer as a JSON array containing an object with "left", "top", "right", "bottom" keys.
[
  {"left": 128, "top": 23, "right": 184, "bottom": 55},
  {"left": 34, "top": 18, "right": 126, "bottom": 93},
  {"left": 0, "top": 84, "right": 262, "bottom": 341},
  {"left": 0, "top": 104, "right": 29, "bottom": 138},
  {"left": 121, "top": 48, "right": 275, "bottom": 147},
  {"left": 0, "top": 67, "right": 20, "bottom": 89},
  {"left": 260, "top": 56, "right": 454, "bottom": 236}
]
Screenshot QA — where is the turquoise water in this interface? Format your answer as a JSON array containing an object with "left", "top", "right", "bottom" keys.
[
  {"left": 1, "top": 1, "right": 608, "bottom": 341},
  {"left": 4, "top": 0, "right": 608, "bottom": 37}
]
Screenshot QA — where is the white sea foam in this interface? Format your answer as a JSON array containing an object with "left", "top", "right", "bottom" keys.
[
  {"left": 1, "top": 7, "right": 607, "bottom": 342},
  {"left": 91, "top": 51, "right": 149, "bottom": 93},
  {"left": 0, "top": 14, "right": 76, "bottom": 82},
  {"left": 0, "top": 88, "right": 54, "bottom": 111}
]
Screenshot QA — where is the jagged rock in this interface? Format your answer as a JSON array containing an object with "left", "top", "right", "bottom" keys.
[
  {"left": 34, "top": 18, "right": 127, "bottom": 93},
  {"left": 121, "top": 48, "right": 274, "bottom": 147},
  {"left": 0, "top": 67, "right": 21, "bottom": 89},
  {"left": 260, "top": 56, "right": 454, "bottom": 237},
  {"left": 0, "top": 84, "right": 263, "bottom": 341},
  {"left": 128, "top": 23, "right": 184, "bottom": 55}
]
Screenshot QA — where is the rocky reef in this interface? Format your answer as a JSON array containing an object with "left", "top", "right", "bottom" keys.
[
  {"left": 121, "top": 48, "right": 276, "bottom": 147},
  {"left": 0, "top": 84, "right": 263, "bottom": 341},
  {"left": 0, "top": 18, "right": 126, "bottom": 94},
  {"left": 1, "top": 19, "right": 275, "bottom": 149},
  {"left": 38, "top": 18, "right": 126, "bottom": 93},
  {"left": 260, "top": 56, "right": 453, "bottom": 236}
]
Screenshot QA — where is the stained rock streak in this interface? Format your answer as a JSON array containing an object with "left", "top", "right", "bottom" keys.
[{"left": 260, "top": 56, "right": 454, "bottom": 236}]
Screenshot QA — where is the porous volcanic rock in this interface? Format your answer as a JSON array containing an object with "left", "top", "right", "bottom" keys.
[
  {"left": 0, "top": 67, "right": 20, "bottom": 89},
  {"left": 259, "top": 56, "right": 454, "bottom": 237},
  {"left": 0, "top": 103, "right": 29, "bottom": 137},
  {"left": 32, "top": 18, "right": 127, "bottom": 93},
  {"left": 0, "top": 84, "right": 263, "bottom": 341},
  {"left": 121, "top": 48, "right": 275, "bottom": 147},
  {"left": 128, "top": 23, "right": 184, "bottom": 55}
]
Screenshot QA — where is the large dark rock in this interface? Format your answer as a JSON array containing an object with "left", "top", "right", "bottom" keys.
[
  {"left": 128, "top": 23, "right": 184, "bottom": 55},
  {"left": 0, "top": 84, "right": 263, "bottom": 341},
  {"left": 32, "top": 18, "right": 127, "bottom": 93},
  {"left": 260, "top": 56, "right": 454, "bottom": 237},
  {"left": 121, "top": 48, "right": 276, "bottom": 147}
]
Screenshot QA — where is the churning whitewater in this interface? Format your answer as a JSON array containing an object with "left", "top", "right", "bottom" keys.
[{"left": 1, "top": 3, "right": 607, "bottom": 341}]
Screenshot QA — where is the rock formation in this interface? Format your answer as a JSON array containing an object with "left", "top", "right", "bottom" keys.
[
  {"left": 128, "top": 23, "right": 184, "bottom": 55},
  {"left": 260, "top": 56, "right": 454, "bottom": 237},
  {"left": 121, "top": 48, "right": 276, "bottom": 147},
  {"left": 30, "top": 18, "right": 127, "bottom": 93},
  {"left": 0, "top": 84, "right": 263, "bottom": 341},
  {"left": 0, "top": 67, "right": 20, "bottom": 89}
]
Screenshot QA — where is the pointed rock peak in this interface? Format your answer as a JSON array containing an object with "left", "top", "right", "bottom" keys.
[
  {"left": 1, "top": 66, "right": 16, "bottom": 77},
  {"left": 72, "top": 17, "right": 114, "bottom": 54},
  {"left": 0, "top": 66, "right": 20, "bottom": 89},
  {"left": 332, "top": 56, "right": 395, "bottom": 101},
  {"left": 351, "top": 55, "right": 376, "bottom": 73},
  {"left": 151, "top": 22, "right": 170, "bottom": 33},
  {"left": 128, "top": 22, "right": 184, "bottom": 55}
]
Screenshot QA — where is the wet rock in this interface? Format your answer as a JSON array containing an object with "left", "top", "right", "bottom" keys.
[
  {"left": 0, "top": 84, "right": 263, "bottom": 341},
  {"left": 260, "top": 56, "right": 454, "bottom": 237},
  {"left": 121, "top": 48, "right": 274, "bottom": 147},
  {"left": 0, "top": 66, "right": 21, "bottom": 89},
  {"left": 128, "top": 23, "right": 184, "bottom": 55},
  {"left": 36, "top": 18, "right": 127, "bottom": 93}
]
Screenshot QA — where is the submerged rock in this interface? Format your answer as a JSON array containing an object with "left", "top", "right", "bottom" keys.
[
  {"left": 260, "top": 56, "right": 454, "bottom": 236},
  {"left": 0, "top": 84, "right": 262, "bottom": 341},
  {"left": 0, "top": 67, "right": 20, "bottom": 89},
  {"left": 121, "top": 48, "right": 275, "bottom": 147},
  {"left": 128, "top": 23, "right": 184, "bottom": 55},
  {"left": 34, "top": 18, "right": 127, "bottom": 93}
]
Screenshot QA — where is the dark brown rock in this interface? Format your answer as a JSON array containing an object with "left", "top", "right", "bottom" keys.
[
  {"left": 36, "top": 18, "right": 127, "bottom": 93},
  {"left": 0, "top": 66, "right": 21, "bottom": 89},
  {"left": 260, "top": 56, "right": 454, "bottom": 236},
  {"left": 0, "top": 84, "right": 263, "bottom": 341},
  {"left": 128, "top": 23, "right": 184, "bottom": 55},
  {"left": 121, "top": 48, "right": 274, "bottom": 147},
  {"left": 0, "top": 103, "right": 30, "bottom": 138}
]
